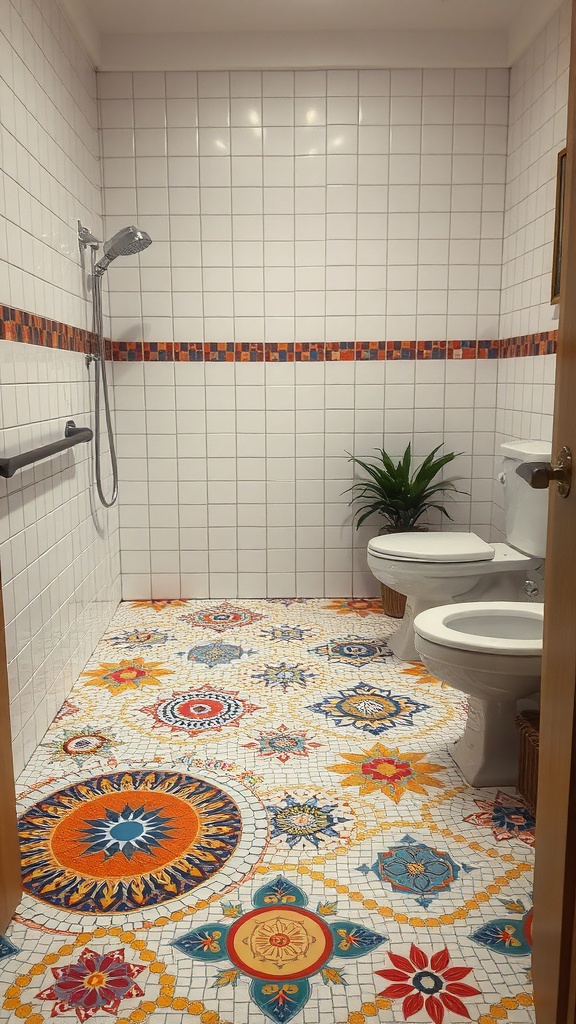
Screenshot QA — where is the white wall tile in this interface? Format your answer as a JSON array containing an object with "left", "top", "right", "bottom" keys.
[
  {"left": 501, "top": 2, "right": 568, "bottom": 338},
  {"left": 98, "top": 60, "right": 511, "bottom": 345},
  {"left": 491, "top": 5, "right": 567, "bottom": 535},
  {"left": 89, "top": 16, "right": 566, "bottom": 608},
  {"left": 0, "top": 0, "right": 121, "bottom": 775}
]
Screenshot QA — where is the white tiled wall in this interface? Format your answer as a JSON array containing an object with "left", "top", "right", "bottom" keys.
[
  {"left": 114, "top": 356, "right": 497, "bottom": 601},
  {"left": 0, "top": 0, "right": 120, "bottom": 774},
  {"left": 492, "top": 352, "right": 556, "bottom": 539},
  {"left": 493, "top": 4, "right": 567, "bottom": 537},
  {"left": 100, "top": 25, "right": 574, "bottom": 602},
  {"left": 99, "top": 67, "right": 509, "bottom": 345},
  {"left": 0, "top": 0, "right": 102, "bottom": 329},
  {"left": 500, "top": 0, "right": 570, "bottom": 337},
  {"left": 101, "top": 62, "right": 510, "bottom": 601},
  {"left": 496, "top": 355, "right": 556, "bottom": 449},
  {"left": 0, "top": 343, "right": 120, "bottom": 775}
]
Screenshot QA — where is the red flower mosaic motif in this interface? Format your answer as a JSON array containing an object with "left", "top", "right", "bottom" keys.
[
  {"left": 361, "top": 756, "right": 414, "bottom": 783},
  {"left": 376, "top": 944, "right": 481, "bottom": 1023},
  {"left": 180, "top": 601, "right": 264, "bottom": 632},
  {"left": 53, "top": 700, "right": 79, "bottom": 723},
  {"left": 463, "top": 790, "right": 535, "bottom": 848},
  {"left": 36, "top": 947, "right": 146, "bottom": 1021}
]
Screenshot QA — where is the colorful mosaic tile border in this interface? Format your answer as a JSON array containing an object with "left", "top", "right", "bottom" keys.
[
  {"left": 0, "top": 305, "right": 558, "bottom": 362},
  {"left": 117, "top": 335, "right": 552, "bottom": 362},
  {"left": 499, "top": 332, "right": 558, "bottom": 358},
  {"left": 0, "top": 305, "right": 111, "bottom": 358}
]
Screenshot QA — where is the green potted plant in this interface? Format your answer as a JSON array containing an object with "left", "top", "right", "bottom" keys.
[{"left": 346, "top": 443, "right": 464, "bottom": 617}]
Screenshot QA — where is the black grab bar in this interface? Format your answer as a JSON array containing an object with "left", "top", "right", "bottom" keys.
[{"left": 0, "top": 420, "right": 93, "bottom": 479}]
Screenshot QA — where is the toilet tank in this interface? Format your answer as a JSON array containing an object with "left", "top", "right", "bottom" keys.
[{"left": 499, "top": 440, "right": 552, "bottom": 558}]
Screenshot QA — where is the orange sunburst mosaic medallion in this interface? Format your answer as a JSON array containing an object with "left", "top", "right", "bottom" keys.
[{"left": 19, "top": 770, "right": 243, "bottom": 913}]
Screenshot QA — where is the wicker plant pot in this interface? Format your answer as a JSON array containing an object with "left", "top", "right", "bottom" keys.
[
  {"left": 380, "top": 583, "right": 407, "bottom": 618},
  {"left": 377, "top": 525, "right": 422, "bottom": 619},
  {"left": 516, "top": 710, "right": 540, "bottom": 814}
]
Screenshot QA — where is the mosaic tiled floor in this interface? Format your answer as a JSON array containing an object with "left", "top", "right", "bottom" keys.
[{"left": 2, "top": 599, "right": 535, "bottom": 1024}]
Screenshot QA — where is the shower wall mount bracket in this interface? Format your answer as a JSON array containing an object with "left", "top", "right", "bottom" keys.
[{"left": 77, "top": 220, "right": 100, "bottom": 251}]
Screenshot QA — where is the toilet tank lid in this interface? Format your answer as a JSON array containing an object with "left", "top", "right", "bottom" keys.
[
  {"left": 368, "top": 531, "right": 495, "bottom": 562},
  {"left": 500, "top": 439, "right": 552, "bottom": 461}
]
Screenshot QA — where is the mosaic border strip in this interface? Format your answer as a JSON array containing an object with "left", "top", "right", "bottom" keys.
[
  {"left": 499, "top": 333, "right": 558, "bottom": 358},
  {"left": 0, "top": 305, "right": 112, "bottom": 359},
  {"left": 116, "top": 334, "right": 556, "bottom": 362},
  {"left": 0, "top": 306, "right": 558, "bottom": 362}
]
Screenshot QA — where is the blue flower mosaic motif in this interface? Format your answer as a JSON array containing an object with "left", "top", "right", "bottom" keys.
[
  {"left": 261, "top": 625, "right": 314, "bottom": 643},
  {"left": 105, "top": 629, "right": 175, "bottom": 650},
  {"left": 267, "top": 795, "right": 349, "bottom": 849},
  {"left": 79, "top": 803, "right": 176, "bottom": 860},
  {"left": 307, "top": 682, "right": 429, "bottom": 736},
  {"left": 309, "top": 636, "right": 393, "bottom": 667},
  {"left": 172, "top": 875, "right": 386, "bottom": 1023},
  {"left": 359, "top": 834, "right": 472, "bottom": 909},
  {"left": 244, "top": 725, "right": 322, "bottom": 763},
  {"left": 182, "top": 641, "right": 256, "bottom": 668},
  {"left": 252, "top": 662, "right": 316, "bottom": 692},
  {"left": 470, "top": 901, "right": 533, "bottom": 957},
  {"left": 0, "top": 935, "right": 19, "bottom": 963}
]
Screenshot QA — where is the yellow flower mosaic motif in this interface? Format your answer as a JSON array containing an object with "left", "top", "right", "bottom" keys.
[
  {"left": 130, "top": 599, "right": 187, "bottom": 612},
  {"left": 82, "top": 658, "right": 173, "bottom": 695},
  {"left": 402, "top": 662, "right": 441, "bottom": 686},
  {"left": 323, "top": 598, "right": 383, "bottom": 617},
  {"left": 328, "top": 742, "right": 446, "bottom": 801},
  {"left": 249, "top": 916, "right": 312, "bottom": 967}
]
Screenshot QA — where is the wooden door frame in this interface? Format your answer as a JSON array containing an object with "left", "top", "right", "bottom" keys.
[
  {"left": 0, "top": 567, "right": 22, "bottom": 932},
  {"left": 532, "top": 0, "right": 576, "bottom": 1019}
]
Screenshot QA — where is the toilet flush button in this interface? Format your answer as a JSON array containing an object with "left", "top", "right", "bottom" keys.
[{"left": 498, "top": 472, "right": 506, "bottom": 485}]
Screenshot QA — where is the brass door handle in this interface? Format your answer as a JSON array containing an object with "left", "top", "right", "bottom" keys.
[{"left": 515, "top": 446, "right": 572, "bottom": 497}]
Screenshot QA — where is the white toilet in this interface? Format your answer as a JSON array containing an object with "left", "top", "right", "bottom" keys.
[
  {"left": 367, "top": 440, "right": 551, "bottom": 661},
  {"left": 414, "top": 601, "right": 544, "bottom": 787}
]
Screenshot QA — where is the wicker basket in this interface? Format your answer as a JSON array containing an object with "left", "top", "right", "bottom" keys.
[
  {"left": 380, "top": 584, "right": 407, "bottom": 619},
  {"left": 516, "top": 710, "right": 540, "bottom": 814}
]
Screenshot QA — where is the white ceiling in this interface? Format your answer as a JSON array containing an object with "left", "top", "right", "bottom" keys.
[
  {"left": 59, "top": 0, "right": 565, "bottom": 70},
  {"left": 69, "top": 0, "right": 545, "bottom": 36}
]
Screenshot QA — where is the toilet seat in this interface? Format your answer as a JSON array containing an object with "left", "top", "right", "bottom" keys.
[
  {"left": 414, "top": 601, "right": 544, "bottom": 656},
  {"left": 368, "top": 531, "right": 495, "bottom": 563}
]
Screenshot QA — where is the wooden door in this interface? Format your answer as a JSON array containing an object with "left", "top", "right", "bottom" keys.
[
  {"left": 532, "top": 1, "right": 576, "bottom": 1019},
  {"left": 0, "top": 569, "right": 22, "bottom": 931}
]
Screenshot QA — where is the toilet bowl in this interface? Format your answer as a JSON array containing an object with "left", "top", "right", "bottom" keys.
[
  {"left": 367, "top": 440, "right": 550, "bottom": 661},
  {"left": 414, "top": 601, "right": 544, "bottom": 787},
  {"left": 368, "top": 536, "right": 534, "bottom": 661}
]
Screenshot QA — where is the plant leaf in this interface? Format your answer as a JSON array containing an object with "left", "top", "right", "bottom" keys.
[{"left": 345, "top": 444, "right": 465, "bottom": 530}]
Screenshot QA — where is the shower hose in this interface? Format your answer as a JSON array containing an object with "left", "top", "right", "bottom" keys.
[{"left": 91, "top": 249, "right": 119, "bottom": 508}]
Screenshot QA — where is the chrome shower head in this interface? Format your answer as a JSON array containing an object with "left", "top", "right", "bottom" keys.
[{"left": 93, "top": 225, "right": 152, "bottom": 276}]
